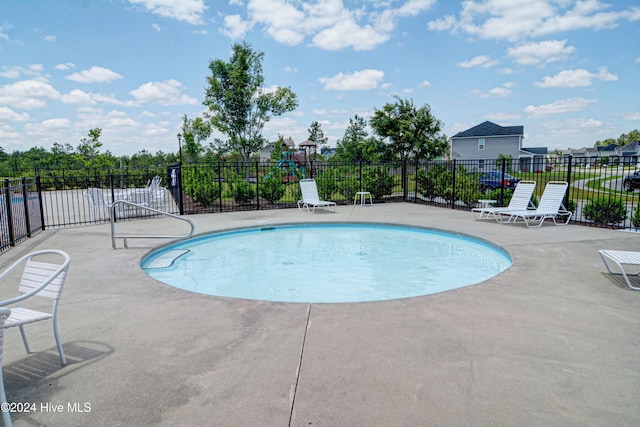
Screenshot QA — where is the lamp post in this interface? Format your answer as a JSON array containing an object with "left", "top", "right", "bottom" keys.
[{"left": 177, "top": 133, "right": 183, "bottom": 164}]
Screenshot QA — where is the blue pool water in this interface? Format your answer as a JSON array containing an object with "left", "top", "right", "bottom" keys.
[{"left": 141, "top": 223, "right": 511, "bottom": 303}]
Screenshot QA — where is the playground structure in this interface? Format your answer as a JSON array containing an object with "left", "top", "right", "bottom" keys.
[{"left": 265, "top": 140, "right": 317, "bottom": 182}]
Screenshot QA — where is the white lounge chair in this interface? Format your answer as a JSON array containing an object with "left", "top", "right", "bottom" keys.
[
  {"left": 472, "top": 180, "right": 536, "bottom": 220},
  {"left": 84, "top": 187, "right": 110, "bottom": 221},
  {"left": 599, "top": 250, "right": 640, "bottom": 290},
  {"left": 0, "top": 307, "right": 12, "bottom": 427},
  {"left": 297, "top": 179, "right": 336, "bottom": 213},
  {"left": 496, "top": 181, "right": 572, "bottom": 228},
  {"left": 0, "top": 249, "right": 71, "bottom": 365}
]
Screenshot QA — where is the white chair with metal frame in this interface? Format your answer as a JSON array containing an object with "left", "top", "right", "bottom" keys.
[{"left": 0, "top": 249, "right": 71, "bottom": 366}]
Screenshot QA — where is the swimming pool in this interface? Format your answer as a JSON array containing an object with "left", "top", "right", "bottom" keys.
[{"left": 141, "top": 223, "right": 511, "bottom": 303}]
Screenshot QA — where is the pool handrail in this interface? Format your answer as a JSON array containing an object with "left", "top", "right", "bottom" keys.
[{"left": 110, "top": 200, "right": 195, "bottom": 249}]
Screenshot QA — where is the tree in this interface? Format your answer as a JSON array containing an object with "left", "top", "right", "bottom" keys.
[
  {"left": 335, "top": 114, "right": 387, "bottom": 163},
  {"left": 307, "top": 121, "right": 328, "bottom": 147},
  {"left": 369, "top": 95, "right": 448, "bottom": 161},
  {"left": 203, "top": 41, "right": 298, "bottom": 162},
  {"left": 181, "top": 114, "right": 211, "bottom": 162}
]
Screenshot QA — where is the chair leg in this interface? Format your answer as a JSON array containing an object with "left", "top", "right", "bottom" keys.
[
  {"left": 52, "top": 317, "right": 67, "bottom": 366},
  {"left": 18, "top": 326, "right": 31, "bottom": 354},
  {"left": 0, "top": 369, "right": 12, "bottom": 427}
]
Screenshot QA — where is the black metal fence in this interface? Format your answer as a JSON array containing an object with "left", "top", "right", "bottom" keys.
[
  {"left": 0, "top": 177, "right": 45, "bottom": 251},
  {"left": 1, "top": 155, "right": 639, "bottom": 252}
]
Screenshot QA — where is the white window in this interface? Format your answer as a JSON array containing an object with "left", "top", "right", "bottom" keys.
[
  {"left": 478, "top": 138, "right": 485, "bottom": 150},
  {"left": 478, "top": 159, "right": 485, "bottom": 169}
]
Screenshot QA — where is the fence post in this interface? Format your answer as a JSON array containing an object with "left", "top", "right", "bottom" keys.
[
  {"left": 414, "top": 159, "right": 419, "bottom": 203},
  {"left": 565, "top": 155, "right": 572, "bottom": 211},
  {"left": 4, "top": 179, "right": 15, "bottom": 246},
  {"left": 255, "top": 161, "right": 260, "bottom": 211},
  {"left": 21, "top": 177, "right": 32, "bottom": 237},
  {"left": 36, "top": 175, "right": 46, "bottom": 231},
  {"left": 500, "top": 157, "right": 507, "bottom": 206},
  {"left": 178, "top": 164, "right": 184, "bottom": 216},
  {"left": 217, "top": 161, "right": 223, "bottom": 212},
  {"left": 451, "top": 159, "right": 457, "bottom": 209},
  {"left": 359, "top": 160, "right": 363, "bottom": 193},
  {"left": 402, "top": 159, "right": 408, "bottom": 201}
]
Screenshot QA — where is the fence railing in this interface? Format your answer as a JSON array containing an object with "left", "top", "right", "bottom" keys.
[{"left": 2, "top": 155, "right": 639, "bottom": 251}]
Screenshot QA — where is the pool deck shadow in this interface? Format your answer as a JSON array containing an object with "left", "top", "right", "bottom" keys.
[{"left": 0, "top": 203, "right": 638, "bottom": 426}]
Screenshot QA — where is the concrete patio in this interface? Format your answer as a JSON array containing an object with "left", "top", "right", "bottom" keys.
[{"left": 0, "top": 203, "right": 638, "bottom": 426}]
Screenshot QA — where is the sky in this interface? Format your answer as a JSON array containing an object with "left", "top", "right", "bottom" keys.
[{"left": 1, "top": 0, "right": 639, "bottom": 157}]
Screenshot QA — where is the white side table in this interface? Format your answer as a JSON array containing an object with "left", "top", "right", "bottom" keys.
[
  {"left": 354, "top": 191, "right": 373, "bottom": 206},
  {"left": 478, "top": 199, "right": 497, "bottom": 208}
]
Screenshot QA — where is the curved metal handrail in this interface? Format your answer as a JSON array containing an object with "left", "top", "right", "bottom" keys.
[{"left": 110, "top": 200, "right": 195, "bottom": 249}]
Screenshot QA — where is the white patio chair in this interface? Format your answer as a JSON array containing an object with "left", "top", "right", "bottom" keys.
[
  {"left": 496, "top": 181, "right": 572, "bottom": 228},
  {"left": 297, "top": 179, "right": 336, "bottom": 213},
  {"left": 472, "top": 180, "right": 537, "bottom": 220},
  {"left": 0, "top": 249, "right": 71, "bottom": 366},
  {"left": 599, "top": 250, "right": 640, "bottom": 290},
  {"left": 0, "top": 307, "right": 12, "bottom": 427},
  {"left": 84, "top": 187, "right": 110, "bottom": 221}
]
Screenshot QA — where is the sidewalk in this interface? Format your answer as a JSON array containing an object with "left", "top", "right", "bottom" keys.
[{"left": 0, "top": 203, "right": 638, "bottom": 426}]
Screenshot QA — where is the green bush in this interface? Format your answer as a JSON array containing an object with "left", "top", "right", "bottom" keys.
[
  {"left": 583, "top": 197, "right": 628, "bottom": 225},
  {"left": 362, "top": 166, "right": 394, "bottom": 200},
  {"left": 314, "top": 167, "right": 341, "bottom": 200},
  {"left": 183, "top": 168, "right": 221, "bottom": 207},
  {"left": 259, "top": 171, "right": 286, "bottom": 204},
  {"left": 227, "top": 179, "right": 255, "bottom": 204},
  {"left": 631, "top": 206, "right": 640, "bottom": 228},
  {"left": 417, "top": 164, "right": 478, "bottom": 205}
]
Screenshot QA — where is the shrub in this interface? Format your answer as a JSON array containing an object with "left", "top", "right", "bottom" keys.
[
  {"left": 583, "top": 197, "right": 628, "bottom": 225},
  {"left": 631, "top": 206, "right": 640, "bottom": 228},
  {"left": 314, "top": 167, "right": 341, "bottom": 200},
  {"left": 259, "top": 171, "right": 286, "bottom": 204},
  {"left": 227, "top": 179, "right": 255, "bottom": 204},
  {"left": 362, "top": 166, "right": 394, "bottom": 200},
  {"left": 183, "top": 168, "right": 221, "bottom": 207}
]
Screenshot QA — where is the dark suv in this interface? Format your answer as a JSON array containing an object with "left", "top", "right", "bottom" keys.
[
  {"left": 473, "top": 171, "right": 521, "bottom": 193},
  {"left": 623, "top": 170, "right": 640, "bottom": 191}
]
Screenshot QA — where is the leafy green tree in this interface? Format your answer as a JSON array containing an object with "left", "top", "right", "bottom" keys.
[
  {"left": 76, "top": 128, "right": 102, "bottom": 164},
  {"left": 180, "top": 114, "right": 211, "bottom": 163},
  {"left": 495, "top": 154, "right": 513, "bottom": 172},
  {"left": 370, "top": 96, "right": 448, "bottom": 161},
  {"left": 203, "top": 41, "right": 298, "bottom": 162},
  {"left": 307, "top": 121, "right": 328, "bottom": 149},
  {"left": 335, "top": 114, "right": 386, "bottom": 163}
]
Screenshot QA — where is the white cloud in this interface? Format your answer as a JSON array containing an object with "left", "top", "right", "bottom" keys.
[
  {"left": 420, "top": 80, "right": 432, "bottom": 87},
  {"left": 220, "top": 14, "right": 253, "bottom": 39},
  {"left": 523, "top": 97, "right": 596, "bottom": 116},
  {"left": 427, "top": 0, "right": 640, "bottom": 41},
  {"left": 623, "top": 112, "right": 640, "bottom": 120},
  {"left": 55, "top": 62, "right": 75, "bottom": 71},
  {"left": 470, "top": 82, "right": 515, "bottom": 98},
  {"left": 222, "top": 0, "right": 436, "bottom": 50},
  {"left": 319, "top": 69, "right": 385, "bottom": 90},
  {"left": 40, "top": 118, "right": 71, "bottom": 129},
  {"left": 0, "top": 79, "right": 61, "bottom": 109},
  {"left": 126, "top": 0, "right": 207, "bottom": 25},
  {"left": 151, "top": 23, "right": 161, "bottom": 32},
  {"left": 66, "top": 66, "right": 124, "bottom": 84},
  {"left": 535, "top": 66, "right": 618, "bottom": 87},
  {"left": 0, "top": 64, "right": 47, "bottom": 80},
  {"left": 61, "top": 89, "right": 97, "bottom": 105},
  {"left": 457, "top": 55, "right": 498, "bottom": 68},
  {"left": 0, "top": 106, "right": 30, "bottom": 122},
  {"left": 129, "top": 79, "right": 198, "bottom": 105},
  {"left": 312, "top": 19, "right": 390, "bottom": 51},
  {"left": 507, "top": 39, "right": 576, "bottom": 65}
]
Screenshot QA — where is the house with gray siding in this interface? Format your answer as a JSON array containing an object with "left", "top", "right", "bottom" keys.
[{"left": 450, "top": 121, "right": 547, "bottom": 171}]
